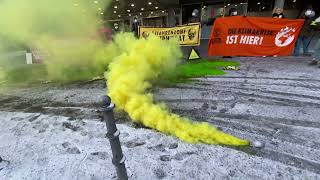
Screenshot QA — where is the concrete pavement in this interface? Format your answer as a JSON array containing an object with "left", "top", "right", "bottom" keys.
[{"left": 0, "top": 56, "right": 320, "bottom": 179}]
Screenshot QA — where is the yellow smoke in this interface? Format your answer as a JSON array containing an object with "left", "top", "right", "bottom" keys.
[
  {"left": 0, "top": 0, "right": 110, "bottom": 82},
  {"left": 0, "top": 0, "right": 248, "bottom": 145},
  {"left": 106, "top": 33, "right": 249, "bottom": 146}
]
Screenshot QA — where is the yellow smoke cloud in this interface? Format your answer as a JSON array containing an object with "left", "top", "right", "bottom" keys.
[
  {"left": 0, "top": 0, "right": 248, "bottom": 146},
  {"left": 0, "top": 0, "right": 110, "bottom": 82},
  {"left": 0, "top": 0, "right": 104, "bottom": 40},
  {"left": 106, "top": 33, "right": 249, "bottom": 146}
]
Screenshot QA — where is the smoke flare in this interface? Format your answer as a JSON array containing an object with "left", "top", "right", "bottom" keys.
[
  {"left": 106, "top": 33, "right": 249, "bottom": 146},
  {"left": 0, "top": 0, "right": 248, "bottom": 145}
]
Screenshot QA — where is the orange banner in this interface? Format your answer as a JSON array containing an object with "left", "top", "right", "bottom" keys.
[{"left": 208, "top": 16, "right": 305, "bottom": 57}]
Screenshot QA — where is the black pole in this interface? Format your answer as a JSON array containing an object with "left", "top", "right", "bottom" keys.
[{"left": 102, "top": 96, "right": 128, "bottom": 180}]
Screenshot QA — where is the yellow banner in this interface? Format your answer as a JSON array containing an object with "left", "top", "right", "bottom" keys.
[{"left": 138, "top": 23, "right": 201, "bottom": 46}]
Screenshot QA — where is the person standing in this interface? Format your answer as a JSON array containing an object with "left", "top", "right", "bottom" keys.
[
  {"left": 309, "top": 16, "right": 320, "bottom": 67},
  {"left": 272, "top": 7, "right": 285, "bottom": 18},
  {"left": 228, "top": 8, "right": 238, "bottom": 17},
  {"left": 294, "top": 5, "right": 316, "bottom": 56},
  {"left": 269, "top": 7, "right": 285, "bottom": 57}
]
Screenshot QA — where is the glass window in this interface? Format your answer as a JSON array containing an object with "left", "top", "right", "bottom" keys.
[
  {"left": 248, "top": 0, "right": 273, "bottom": 12},
  {"left": 284, "top": 0, "right": 303, "bottom": 10},
  {"left": 283, "top": 0, "right": 303, "bottom": 19},
  {"left": 201, "top": 4, "right": 224, "bottom": 25},
  {"left": 224, "top": 2, "right": 248, "bottom": 16},
  {"left": 200, "top": 1, "right": 248, "bottom": 25},
  {"left": 182, "top": 4, "right": 201, "bottom": 24}
]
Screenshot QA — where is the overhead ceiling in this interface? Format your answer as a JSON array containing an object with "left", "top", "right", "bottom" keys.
[{"left": 107, "top": 0, "right": 179, "bottom": 19}]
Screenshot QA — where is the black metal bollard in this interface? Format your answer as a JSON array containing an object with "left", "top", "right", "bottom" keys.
[{"left": 102, "top": 96, "right": 128, "bottom": 180}]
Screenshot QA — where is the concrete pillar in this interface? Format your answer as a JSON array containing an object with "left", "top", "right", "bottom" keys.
[
  {"left": 274, "top": 0, "right": 285, "bottom": 8},
  {"left": 167, "top": 8, "right": 176, "bottom": 27}
]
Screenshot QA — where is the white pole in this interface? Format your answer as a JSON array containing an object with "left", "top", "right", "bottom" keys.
[{"left": 26, "top": 52, "right": 33, "bottom": 64}]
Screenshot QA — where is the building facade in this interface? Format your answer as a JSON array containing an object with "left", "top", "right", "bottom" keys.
[
  {"left": 108, "top": 0, "right": 318, "bottom": 50},
  {"left": 108, "top": 0, "right": 318, "bottom": 30}
]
